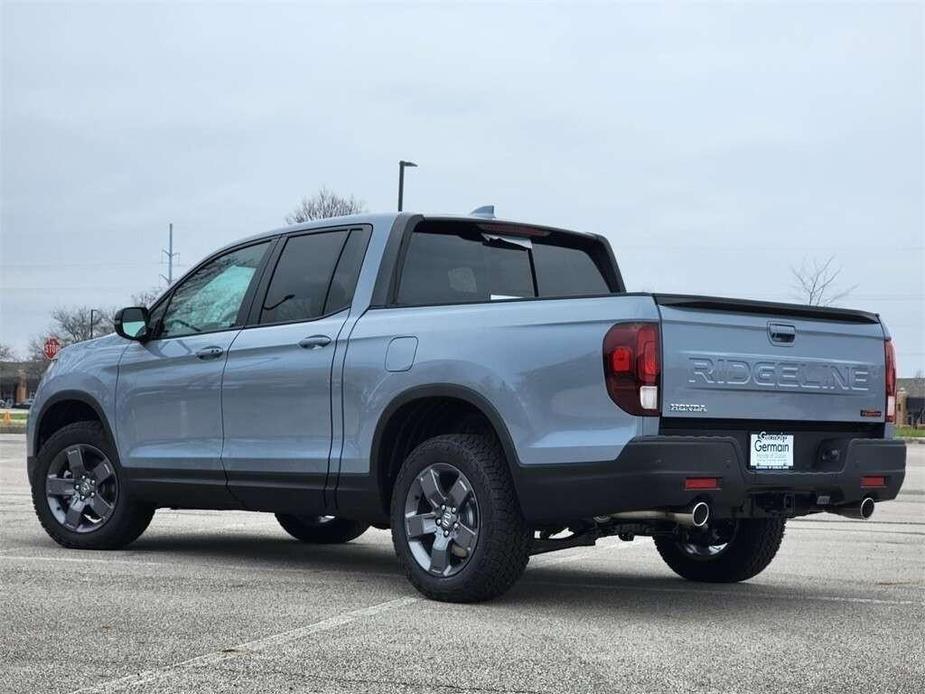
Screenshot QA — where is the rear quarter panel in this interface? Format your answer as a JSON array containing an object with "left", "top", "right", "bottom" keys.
[{"left": 339, "top": 295, "right": 660, "bottom": 476}]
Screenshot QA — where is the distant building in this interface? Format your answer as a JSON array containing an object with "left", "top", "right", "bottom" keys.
[
  {"left": 897, "top": 377, "right": 925, "bottom": 427},
  {"left": 0, "top": 360, "right": 45, "bottom": 405}
]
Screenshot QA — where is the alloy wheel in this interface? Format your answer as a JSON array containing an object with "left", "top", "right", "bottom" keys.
[
  {"left": 45, "top": 444, "right": 118, "bottom": 533},
  {"left": 403, "top": 463, "right": 479, "bottom": 577}
]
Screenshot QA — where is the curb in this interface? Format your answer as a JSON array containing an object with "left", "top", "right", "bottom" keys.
[{"left": 900, "top": 437, "right": 925, "bottom": 445}]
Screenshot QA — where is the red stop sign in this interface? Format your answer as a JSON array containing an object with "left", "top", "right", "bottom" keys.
[{"left": 43, "top": 337, "right": 61, "bottom": 360}]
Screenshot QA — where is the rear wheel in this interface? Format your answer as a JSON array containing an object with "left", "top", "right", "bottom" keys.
[
  {"left": 390, "top": 434, "right": 530, "bottom": 603},
  {"left": 654, "top": 518, "right": 786, "bottom": 583},
  {"left": 31, "top": 421, "right": 154, "bottom": 549},
  {"left": 275, "top": 514, "right": 369, "bottom": 544}
]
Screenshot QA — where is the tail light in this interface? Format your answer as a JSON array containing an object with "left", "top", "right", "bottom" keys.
[
  {"left": 603, "top": 322, "right": 660, "bottom": 416},
  {"left": 885, "top": 338, "right": 897, "bottom": 423}
]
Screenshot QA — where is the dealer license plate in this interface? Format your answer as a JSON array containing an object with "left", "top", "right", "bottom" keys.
[{"left": 749, "top": 432, "right": 794, "bottom": 469}]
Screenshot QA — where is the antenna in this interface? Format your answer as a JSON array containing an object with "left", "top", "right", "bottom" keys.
[
  {"left": 160, "top": 223, "right": 179, "bottom": 285},
  {"left": 470, "top": 205, "right": 495, "bottom": 218}
]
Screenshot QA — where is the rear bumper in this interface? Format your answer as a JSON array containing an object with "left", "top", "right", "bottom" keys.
[{"left": 515, "top": 436, "right": 906, "bottom": 524}]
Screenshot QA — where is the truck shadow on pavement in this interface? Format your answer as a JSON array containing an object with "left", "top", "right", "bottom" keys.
[{"left": 114, "top": 530, "right": 861, "bottom": 614}]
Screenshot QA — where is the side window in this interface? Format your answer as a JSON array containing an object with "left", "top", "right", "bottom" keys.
[
  {"left": 396, "top": 230, "right": 534, "bottom": 306},
  {"left": 161, "top": 241, "right": 270, "bottom": 338},
  {"left": 259, "top": 230, "right": 351, "bottom": 325},
  {"left": 532, "top": 242, "right": 611, "bottom": 297}
]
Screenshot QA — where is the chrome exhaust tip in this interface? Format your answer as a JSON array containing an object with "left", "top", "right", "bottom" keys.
[
  {"left": 829, "top": 496, "right": 875, "bottom": 520},
  {"left": 608, "top": 502, "right": 711, "bottom": 528},
  {"left": 690, "top": 501, "right": 710, "bottom": 528}
]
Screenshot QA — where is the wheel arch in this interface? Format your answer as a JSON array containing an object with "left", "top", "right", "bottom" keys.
[
  {"left": 370, "top": 384, "right": 522, "bottom": 517},
  {"left": 33, "top": 390, "right": 115, "bottom": 459}
]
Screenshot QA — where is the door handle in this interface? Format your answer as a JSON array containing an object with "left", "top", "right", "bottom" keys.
[
  {"left": 299, "top": 335, "right": 332, "bottom": 350},
  {"left": 195, "top": 346, "right": 224, "bottom": 360}
]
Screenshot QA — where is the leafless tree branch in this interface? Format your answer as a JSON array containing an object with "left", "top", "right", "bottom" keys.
[
  {"left": 285, "top": 187, "right": 366, "bottom": 224},
  {"left": 791, "top": 256, "right": 857, "bottom": 306}
]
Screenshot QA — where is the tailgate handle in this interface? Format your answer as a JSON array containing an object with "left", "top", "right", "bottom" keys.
[{"left": 768, "top": 323, "right": 796, "bottom": 345}]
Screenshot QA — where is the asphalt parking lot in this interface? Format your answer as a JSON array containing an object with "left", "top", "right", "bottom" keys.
[{"left": 1, "top": 434, "right": 922, "bottom": 694}]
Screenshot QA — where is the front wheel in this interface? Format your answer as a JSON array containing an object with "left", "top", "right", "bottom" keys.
[
  {"left": 654, "top": 518, "right": 786, "bottom": 583},
  {"left": 390, "top": 434, "right": 530, "bottom": 603},
  {"left": 31, "top": 421, "right": 154, "bottom": 550}
]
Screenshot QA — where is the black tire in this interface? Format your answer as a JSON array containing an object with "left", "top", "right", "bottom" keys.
[
  {"left": 31, "top": 421, "right": 154, "bottom": 550},
  {"left": 654, "top": 518, "right": 786, "bottom": 583},
  {"left": 275, "top": 514, "right": 369, "bottom": 544},
  {"left": 390, "top": 434, "right": 530, "bottom": 603}
]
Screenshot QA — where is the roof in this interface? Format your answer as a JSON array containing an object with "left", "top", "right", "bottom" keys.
[{"left": 212, "top": 210, "right": 600, "bottom": 258}]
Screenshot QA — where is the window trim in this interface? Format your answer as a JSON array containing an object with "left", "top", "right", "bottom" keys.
[
  {"left": 145, "top": 236, "right": 280, "bottom": 342},
  {"left": 388, "top": 220, "right": 623, "bottom": 309},
  {"left": 244, "top": 224, "right": 373, "bottom": 329}
]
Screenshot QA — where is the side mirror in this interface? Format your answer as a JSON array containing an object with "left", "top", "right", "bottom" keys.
[{"left": 114, "top": 306, "right": 150, "bottom": 341}]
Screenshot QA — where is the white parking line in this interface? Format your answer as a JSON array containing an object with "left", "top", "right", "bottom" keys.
[
  {"left": 0, "top": 553, "right": 404, "bottom": 580},
  {"left": 66, "top": 595, "right": 418, "bottom": 694}
]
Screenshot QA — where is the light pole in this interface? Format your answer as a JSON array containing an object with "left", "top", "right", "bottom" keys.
[
  {"left": 398, "top": 160, "right": 417, "bottom": 211},
  {"left": 89, "top": 309, "right": 98, "bottom": 339}
]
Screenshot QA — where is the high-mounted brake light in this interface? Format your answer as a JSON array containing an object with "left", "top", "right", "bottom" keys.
[
  {"left": 885, "top": 338, "right": 897, "bottom": 423},
  {"left": 603, "top": 322, "right": 660, "bottom": 416}
]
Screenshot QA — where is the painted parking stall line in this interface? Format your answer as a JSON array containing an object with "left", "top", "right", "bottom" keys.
[{"left": 67, "top": 596, "right": 418, "bottom": 694}]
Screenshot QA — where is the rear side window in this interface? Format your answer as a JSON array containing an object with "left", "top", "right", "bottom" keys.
[
  {"left": 325, "top": 228, "right": 371, "bottom": 314},
  {"left": 395, "top": 222, "right": 614, "bottom": 306},
  {"left": 259, "top": 227, "right": 370, "bottom": 324}
]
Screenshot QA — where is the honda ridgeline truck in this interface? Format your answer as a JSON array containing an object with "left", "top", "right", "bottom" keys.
[{"left": 27, "top": 211, "right": 907, "bottom": 602}]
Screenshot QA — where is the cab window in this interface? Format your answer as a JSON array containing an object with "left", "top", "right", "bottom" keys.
[{"left": 160, "top": 241, "right": 270, "bottom": 338}]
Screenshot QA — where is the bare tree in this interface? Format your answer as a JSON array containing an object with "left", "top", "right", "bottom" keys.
[
  {"left": 29, "top": 307, "right": 117, "bottom": 358},
  {"left": 132, "top": 287, "right": 164, "bottom": 307},
  {"left": 790, "top": 256, "right": 857, "bottom": 306},
  {"left": 285, "top": 187, "right": 366, "bottom": 224},
  {"left": 0, "top": 343, "right": 14, "bottom": 361}
]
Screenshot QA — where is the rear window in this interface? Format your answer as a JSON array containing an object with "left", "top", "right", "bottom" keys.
[
  {"left": 395, "top": 221, "right": 615, "bottom": 306},
  {"left": 533, "top": 243, "right": 610, "bottom": 297}
]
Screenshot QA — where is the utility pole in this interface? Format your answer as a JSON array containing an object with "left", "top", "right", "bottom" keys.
[
  {"left": 398, "top": 160, "right": 417, "bottom": 211},
  {"left": 89, "top": 309, "right": 98, "bottom": 339},
  {"left": 160, "top": 223, "right": 178, "bottom": 286}
]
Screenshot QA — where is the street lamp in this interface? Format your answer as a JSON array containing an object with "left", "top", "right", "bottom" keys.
[{"left": 398, "top": 160, "right": 417, "bottom": 211}]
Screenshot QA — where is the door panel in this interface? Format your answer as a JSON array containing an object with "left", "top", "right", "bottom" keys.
[
  {"left": 221, "top": 315, "right": 349, "bottom": 511},
  {"left": 114, "top": 239, "right": 273, "bottom": 507},
  {"left": 219, "top": 228, "right": 367, "bottom": 513},
  {"left": 116, "top": 332, "right": 240, "bottom": 506}
]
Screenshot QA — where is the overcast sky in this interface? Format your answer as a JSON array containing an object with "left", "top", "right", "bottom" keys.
[{"left": 1, "top": 1, "right": 923, "bottom": 375}]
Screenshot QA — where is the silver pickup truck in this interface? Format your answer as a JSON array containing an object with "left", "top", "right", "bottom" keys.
[{"left": 27, "top": 211, "right": 906, "bottom": 602}]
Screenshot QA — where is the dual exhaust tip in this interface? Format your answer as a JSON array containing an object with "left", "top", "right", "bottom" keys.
[{"left": 608, "top": 497, "right": 876, "bottom": 527}]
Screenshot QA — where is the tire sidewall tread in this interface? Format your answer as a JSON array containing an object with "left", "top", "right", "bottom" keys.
[
  {"left": 654, "top": 518, "right": 786, "bottom": 583},
  {"left": 31, "top": 421, "right": 153, "bottom": 550},
  {"left": 390, "top": 433, "right": 529, "bottom": 603}
]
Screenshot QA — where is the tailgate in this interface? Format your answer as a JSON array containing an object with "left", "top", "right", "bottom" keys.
[{"left": 656, "top": 295, "right": 887, "bottom": 423}]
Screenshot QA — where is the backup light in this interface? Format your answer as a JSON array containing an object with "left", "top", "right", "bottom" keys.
[{"left": 884, "top": 338, "right": 897, "bottom": 423}]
